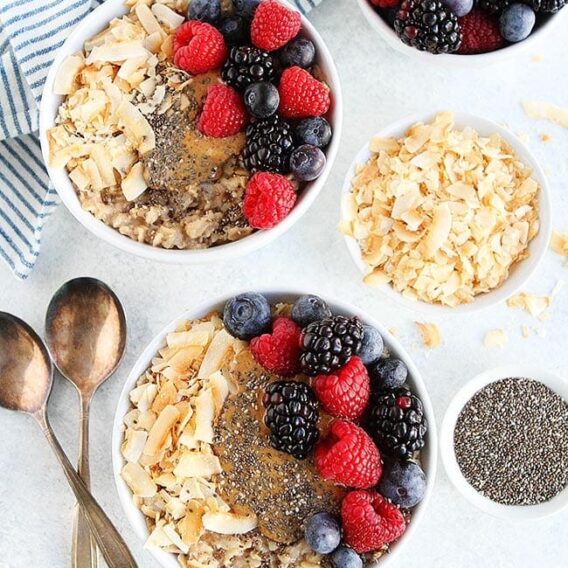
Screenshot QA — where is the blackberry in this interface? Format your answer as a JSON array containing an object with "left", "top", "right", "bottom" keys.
[
  {"left": 299, "top": 315, "right": 363, "bottom": 376},
  {"left": 394, "top": 0, "right": 462, "bottom": 54},
  {"left": 524, "top": 0, "right": 565, "bottom": 12},
  {"left": 367, "top": 387, "right": 428, "bottom": 460},
  {"left": 478, "top": 0, "right": 511, "bottom": 13},
  {"left": 243, "top": 115, "right": 295, "bottom": 173},
  {"left": 222, "top": 46, "right": 277, "bottom": 92},
  {"left": 263, "top": 381, "right": 320, "bottom": 459}
]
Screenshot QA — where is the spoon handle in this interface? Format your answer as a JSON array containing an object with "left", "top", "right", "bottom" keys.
[
  {"left": 72, "top": 398, "right": 98, "bottom": 568},
  {"left": 35, "top": 411, "right": 138, "bottom": 568}
]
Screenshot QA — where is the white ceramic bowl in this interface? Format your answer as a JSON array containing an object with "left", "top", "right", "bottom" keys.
[
  {"left": 440, "top": 365, "right": 568, "bottom": 520},
  {"left": 39, "top": 0, "right": 343, "bottom": 265},
  {"left": 358, "top": 0, "right": 568, "bottom": 68},
  {"left": 112, "top": 290, "right": 438, "bottom": 568},
  {"left": 341, "top": 111, "right": 552, "bottom": 316}
]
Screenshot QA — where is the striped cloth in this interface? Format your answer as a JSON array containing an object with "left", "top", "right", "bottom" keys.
[{"left": 0, "top": 0, "right": 322, "bottom": 280}]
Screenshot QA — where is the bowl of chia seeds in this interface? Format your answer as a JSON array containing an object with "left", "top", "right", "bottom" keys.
[{"left": 440, "top": 365, "right": 568, "bottom": 520}]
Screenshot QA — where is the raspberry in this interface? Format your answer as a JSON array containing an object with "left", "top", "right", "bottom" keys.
[
  {"left": 458, "top": 9, "right": 504, "bottom": 54},
  {"left": 370, "top": 0, "right": 400, "bottom": 7},
  {"left": 341, "top": 490, "right": 406, "bottom": 554},
  {"left": 315, "top": 420, "right": 382, "bottom": 488},
  {"left": 251, "top": 317, "right": 302, "bottom": 376},
  {"left": 243, "top": 172, "right": 297, "bottom": 229},
  {"left": 197, "top": 84, "right": 247, "bottom": 138},
  {"left": 313, "top": 357, "right": 370, "bottom": 420},
  {"left": 251, "top": 0, "right": 301, "bottom": 52},
  {"left": 278, "top": 67, "right": 331, "bottom": 119},
  {"left": 173, "top": 21, "right": 228, "bottom": 75}
]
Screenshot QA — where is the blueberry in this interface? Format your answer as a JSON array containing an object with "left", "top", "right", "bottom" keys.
[
  {"left": 290, "top": 144, "right": 326, "bottom": 181},
  {"left": 291, "top": 295, "right": 332, "bottom": 328},
  {"left": 370, "top": 358, "right": 408, "bottom": 389},
  {"left": 244, "top": 82, "right": 280, "bottom": 119},
  {"left": 379, "top": 460, "right": 427, "bottom": 509},
  {"left": 295, "top": 117, "right": 332, "bottom": 148},
  {"left": 188, "top": 0, "right": 221, "bottom": 23},
  {"left": 441, "top": 0, "right": 473, "bottom": 17},
  {"left": 358, "top": 325, "right": 384, "bottom": 366},
  {"left": 331, "top": 546, "right": 363, "bottom": 568},
  {"left": 223, "top": 293, "right": 272, "bottom": 340},
  {"left": 218, "top": 15, "right": 249, "bottom": 46},
  {"left": 500, "top": 4, "right": 536, "bottom": 42},
  {"left": 233, "top": 0, "right": 261, "bottom": 19},
  {"left": 304, "top": 512, "right": 341, "bottom": 554},
  {"left": 280, "top": 38, "right": 316, "bottom": 69}
]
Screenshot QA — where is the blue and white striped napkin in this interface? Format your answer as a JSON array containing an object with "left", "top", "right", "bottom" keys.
[{"left": 0, "top": 0, "right": 322, "bottom": 280}]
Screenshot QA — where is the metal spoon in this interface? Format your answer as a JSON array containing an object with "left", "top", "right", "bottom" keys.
[
  {"left": 45, "top": 278, "right": 127, "bottom": 568},
  {"left": 0, "top": 312, "right": 137, "bottom": 567}
]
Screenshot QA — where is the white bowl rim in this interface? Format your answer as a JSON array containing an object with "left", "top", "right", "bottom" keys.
[
  {"left": 111, "top": 289, "right": 438, "bottom": 568},
  {"left": 38, "top": 0, "right": 343, "bottom": 265},
  {"left": 439, "top": 365, "right": 568, "bottom": 521},
  {"left": 341, "top": 110, "right": 552, "bottom": 316},
  {"left": 357, "top": 0, "right": 568, "bottom": 68}
]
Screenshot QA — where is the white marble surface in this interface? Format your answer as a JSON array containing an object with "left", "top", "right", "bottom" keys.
[{"left": 1, "top": 1, "right": 568, "bottom": 566}]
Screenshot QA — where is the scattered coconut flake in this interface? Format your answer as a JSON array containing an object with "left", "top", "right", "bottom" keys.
[
  {"left": 523, "top": 100, "right": 568, "bottom": 129},
  {"left": 415, "top": 322, "right": 442, "bottom": 349},
  {"left": 507, "top": 292, "right": 551, "bottom": 318},
  {"left": 484, "top": 329, "right": 508, "bottom": 348},
  {"left": 551, "top": 231, "right": 568, "bottom": 257}
]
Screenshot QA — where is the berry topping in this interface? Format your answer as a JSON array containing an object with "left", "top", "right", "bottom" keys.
[
  {"left": 526, "top": 0, "right": 565, "bottom": 12},
  {"left": 243, "top": 172, "right": 297, "bottom": 229},
  {"left": 233, "top": 0, "right": 262, "bottom": 18},
  {"left": 251, "top": 317, "right": 301, "bottom": 376},
  {"left": 263, "top": 380, "right": 319, "bottom": 459},
  {"left": 278, "top": 66, "right": 331, "bottom": 119},
  {"left": 251, "top": 0, "right": 302, "bottom": 52},
  {"left": 197, "top": 84, "right": 247, "bottom": 138},
  {"left": 223, "top": 292, "right": 272, "bottom": 340},
  {"left": 291, "top": 294, "right": 332, "bottom": 328},
  {"left": 368, "top": 387, "right": 428, "bottom": 460},
  {"left": 173, "top": 21, "right": 228, "bottom": 75},
  {"left": 289, "top": 144, "right": 327, "bottom": 181},
  {"left": 243, "top": 81, "right": 280, "bottom": 119},
  {"left": 378, "top": 460, "right": 427, "bottom": 508},
  {"left": 304, "top": 512, "right": 342, "bottom": 554},
  {"left": 457, "top": 9, "right": 504, "bottom": 53},
  {"left": 295, "top": 117, "right": 332, "bottom": 148},
  {"left": 218, "top": 15, "right": 250, "bottom": 46},
  {"left": 222, "top": 45, "right": 277, "bottom": 92},
  {"left": 315, "top": 420, "right": 382, "bottom": 488},
  {"left": 500, "top": 4, "right": 536, "bottom": 42},
  {"left": 441, "top": 0, "right": 474, "bottom": 16},
  {"left": 394, "top": 0, "right": 463, "bottom": 54},
  {"left": 243, "top": 115, "right": 295, "bottom": 174},
  {"left": 370, "top": 0, "right": 401, "bottom": 7},
  {"left": 280, "top": 37, "right": 316, "bottom": 69},
  {"left": 358, "top": 325, "right": 384, "bottom": 366},
  {"left": 188, "top": 0, "right": 221, "bottom": 23},
  {"left": 300, "top": 315, "right": 363, "bottom": 376},
  {"left": 478, "top": 0, "right": 511, "bottom": 13},
  {"left": 370, "top": 358, "right": 408, "bottom": 390},
  {"left": 313, "top": 357, "right": 370, "bottom": 420},
  {"left": 341, "top": 490, "right": 406, "bottom": 554},
  {"left": 331, "top": 546, "right": 363, "bottom": 568}
]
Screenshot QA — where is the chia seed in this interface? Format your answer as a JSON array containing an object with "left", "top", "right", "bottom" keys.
[{"left": 454, "top": 378, "right": 568, "bottom": 506}]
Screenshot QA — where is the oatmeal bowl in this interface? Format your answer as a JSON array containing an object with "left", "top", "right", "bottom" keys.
[
  {"left": 339, "top": 111, "right": 552, "bottom": 315},
  {"left": 112, "top": 290, "right": 437, "bottom": 567},
  {"left": 39, "top": 0, "right": 342, "bottom": 264}
]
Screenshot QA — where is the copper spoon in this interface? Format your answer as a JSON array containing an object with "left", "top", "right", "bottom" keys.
[
  {"left": 45, "top": 278, "right": 127, "bottom": 568},
  {"left": 0, "top": 312, "right": 137, "bottom": 568}
]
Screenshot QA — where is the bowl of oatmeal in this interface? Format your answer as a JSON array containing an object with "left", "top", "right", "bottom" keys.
[
  {"left": 339, "top": 111, "right": 552, "bottom": 315},
  {"left": 112, "top": 290, "right": 437, "bottom": 567},
  {"left": 39, "top": 0, "right": 342, "bottom": 264}
]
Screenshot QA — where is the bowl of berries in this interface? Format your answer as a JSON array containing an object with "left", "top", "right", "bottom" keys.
[
  {"left": 40, "top": 0, "right": 342, "bottom": 264},
  {"left": 112, "top": 291, "right": 436, "bottom": 567},
  {"left": 358, "top": 0, "right": 567, "bottom": 66}
]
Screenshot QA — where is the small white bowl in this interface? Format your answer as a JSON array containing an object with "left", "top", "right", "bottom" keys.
[
  {"left": 440, "top": 365, "right": 568, "bottom": 521},
  {"left": 341, "top": 111, "right": 552, "bottom": 316},
  {"left": 358, "top": 0, "right": 568, "bottom": 68},
  {"left": 112, "top": 290, "right": 438, "bottom": 568},
  {"left": 39, "top": 0, "right": 343, "bottom": 265}
]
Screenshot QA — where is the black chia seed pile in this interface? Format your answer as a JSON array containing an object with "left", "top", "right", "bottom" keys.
[{"left": 454, "top": 378, "right": 568, "bottom": 506}]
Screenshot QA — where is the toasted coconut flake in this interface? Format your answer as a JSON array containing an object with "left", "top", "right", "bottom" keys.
[
  {"left": 202, "top": 511, "right": 258, "bottom": 535},
  {"left": 484, "top": 329, "right": 508, "bottom": 348},
  {"left": 116, "top": 99, "right": 155, "bottom": 154},
  {"left": 415, "top": 322, "right": 442, "bottom": 348},
  {"left": 507, "top": 292, "right": 551, "bottom": 318},
  {"left": 152, "top": 3, "right": 185, "bottom": 29},
  {"left": 551, "top": 231, "right": 568, "bottom": 257},
  {"left": 173, "top": 452, "right": 222, "bottom": 478},
  {"left": 122, "top": 162, "right": 148, "bottom": 201},
  {"left": 53, "top": 54, "right": 85, "bottom": 95},
  {"left": 122, "top": 462, "right": 157, "bottom": 497},
  {"left": 522, "top": 100, "right": 568, "bottom": 129},
  {"left": 143, "top": 404, "right": 180, "bottom": 463}
]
